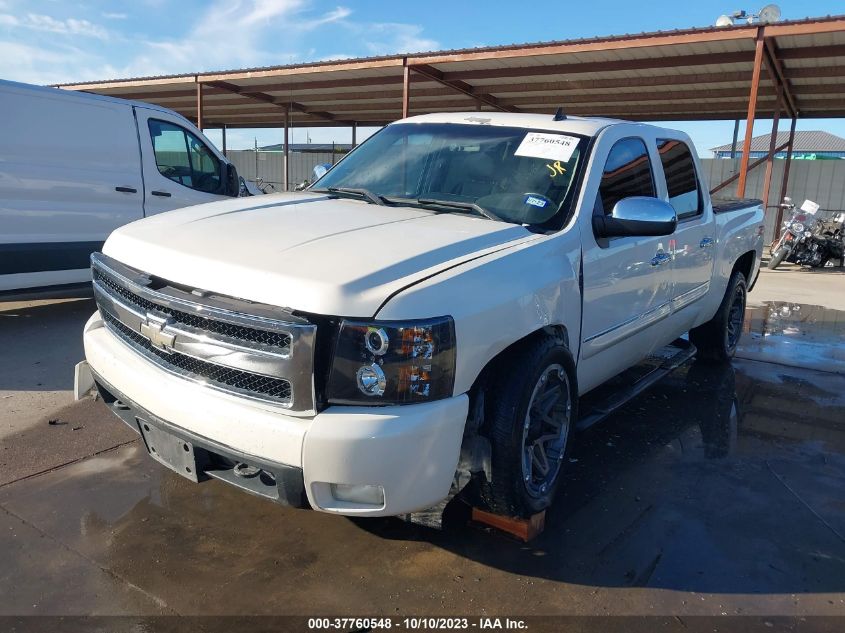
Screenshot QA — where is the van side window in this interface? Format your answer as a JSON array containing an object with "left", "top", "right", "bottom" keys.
[
  {"left": 657, "top": 139, "right": 701, "bottom": 219},
  {"left": 148, "top": 120, "right": 221, "bottom": 193},
  {"left": 596, "top": 137, "right": 655, "bottom": 215}
]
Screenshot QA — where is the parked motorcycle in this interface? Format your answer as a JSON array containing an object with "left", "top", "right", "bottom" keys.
[
  {"left": 238, "top": 176, "right": 275, "bottom": 196},
  {"left": 812, "top": 209, "right": 845, "bottom": 266},
  {"left": 768, "top": 198, "right": 845, "bottom": 269},
  {"left": 294, "top": 163, "right": 332, "bottom": 191}
]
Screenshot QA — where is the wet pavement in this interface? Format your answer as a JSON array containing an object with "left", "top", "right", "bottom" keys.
[{"left": 1, "top": 298, "right": 844, "bottom": 618}]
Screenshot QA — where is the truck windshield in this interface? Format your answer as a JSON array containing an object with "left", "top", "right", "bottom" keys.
[{"left": 312, "top": 123, "right": 589, "bottom": 229}]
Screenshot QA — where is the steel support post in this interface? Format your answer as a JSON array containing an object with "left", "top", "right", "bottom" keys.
[{"left": 737, "top": 29, "right": 766, "bottom": 197}]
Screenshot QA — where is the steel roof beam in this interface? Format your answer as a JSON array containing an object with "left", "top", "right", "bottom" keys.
[
  {"left": 437, "top": 51, "right": 753, "bottom": 82},
  {"left": 409, "top": 64, "right": 518, "bottom": 113},
  {"left": 777, "top": 43, "right": 845, "bottom": 59},
  {"left": 108, "top": 66, "right": 845, "bottom": 103},
  {"left": 150, "top": 82, "right": 771, "bottom": 108},
  {"left": 763, "top": 37, "right": 799, "bottom": 118},
  {"left": 206, "top": 80, "right": 345, "bottom": 124}
]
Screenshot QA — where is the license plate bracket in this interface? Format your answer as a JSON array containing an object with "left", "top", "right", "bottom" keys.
[{"left": 137, "top": 418, "right": 200, "bottom": 482}]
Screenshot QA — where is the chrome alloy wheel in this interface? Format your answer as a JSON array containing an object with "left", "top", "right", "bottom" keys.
[{"left": 521, "top": 363, "right": 572, "bottom": 498}]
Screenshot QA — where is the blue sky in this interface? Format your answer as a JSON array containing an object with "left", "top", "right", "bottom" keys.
[{"left": 1, "top": 0, "right": 844, "bottom": 155}]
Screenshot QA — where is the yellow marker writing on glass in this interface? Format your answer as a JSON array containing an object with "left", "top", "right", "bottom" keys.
[{"left": 546, "top": 161, "right": 567, "bottom": 178}]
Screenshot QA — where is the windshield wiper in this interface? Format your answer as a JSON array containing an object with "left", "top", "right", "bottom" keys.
[
  {"left": 320, "top": 186, "right": 387, "bottom": 206},
  {"left": 415, "top": 198, "right": 503, "bottom": 222}
]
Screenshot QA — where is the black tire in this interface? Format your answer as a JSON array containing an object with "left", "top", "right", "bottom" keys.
[
  {"left": 767, "top": 246, "right": 789, "bottom": 270},
  {"left": 689, "top": 271, "right": 747, "bottom": 362},
  {"left": 478, "top": 336, "right": 578, "bottom": 517}
]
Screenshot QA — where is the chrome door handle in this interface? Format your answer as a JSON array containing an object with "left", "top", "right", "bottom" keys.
[
  {"left": 699, "top": 237, "right": 714, "bottom": 248},
  {"left": 650, "top": 252, "right": 671, "bottom": 266}
]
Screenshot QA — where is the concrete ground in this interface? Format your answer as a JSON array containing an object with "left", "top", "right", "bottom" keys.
[
  {"left": 1, "top": 265, "right": 843, "bottom": 622},
  {"left": 752, "top": 257, "right": 845, "bottom": 311}
]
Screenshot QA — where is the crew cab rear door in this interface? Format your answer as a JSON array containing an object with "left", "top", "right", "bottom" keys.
[
  {"left": 134, "top": 108, "right": 230, "bottom": 216},
  {"left": 654, "top": 138, "right": 716, "bottom": 330},
  {"left": 578, "top": 132, "right": 674, "bottom": 391}
]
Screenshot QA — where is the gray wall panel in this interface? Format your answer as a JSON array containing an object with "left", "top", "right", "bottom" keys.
[
  {"left": 701, "top": 159, "right": 845, "bottom": 243},
  {"left": 227, "top": 151, "right": 342, "bottom": 191}
]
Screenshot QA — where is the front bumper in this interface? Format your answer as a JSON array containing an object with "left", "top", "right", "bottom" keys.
[{"left": 83, "top": 312, "right": 469, "bottom": 516}]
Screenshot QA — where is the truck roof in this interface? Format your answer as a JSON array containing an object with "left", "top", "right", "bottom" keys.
[{"left": 397, "top": 111, "right": 624, "bottom": 137}]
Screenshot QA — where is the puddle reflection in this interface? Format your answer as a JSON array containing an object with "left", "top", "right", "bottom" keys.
[{"left": 740, "top": 301, "right": 845, "bottom": 371}]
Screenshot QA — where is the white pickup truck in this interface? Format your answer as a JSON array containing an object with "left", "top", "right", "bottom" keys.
[{"left": 77, "top": 112, "right": 764, "bottom": 520}]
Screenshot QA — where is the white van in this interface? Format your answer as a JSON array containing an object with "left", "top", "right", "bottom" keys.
[{"left": 0, "top": 79, "right": 240, "bottom": 296}]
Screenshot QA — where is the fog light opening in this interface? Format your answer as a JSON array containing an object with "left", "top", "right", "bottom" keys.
[{"left": 330, "top": 483, "right": 385, "bottom": 506}]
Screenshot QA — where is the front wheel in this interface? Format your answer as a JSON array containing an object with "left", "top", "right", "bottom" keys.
[
  {"left": 478, "top": 337, "right": 578, "bottom": 518},
  {"left": 767, "top": 245, "right": 790, "bottom": 270},
  {"left": 689, "top": 271, "right": 747, "bottom": 362}
]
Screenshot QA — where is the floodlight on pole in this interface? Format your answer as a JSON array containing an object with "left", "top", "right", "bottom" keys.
[
  {"left": 758, "top": 4, "right": 782, "bottom": 23},
  {"left": 714, "top": 5, "right": 781, "bottom": 26}
]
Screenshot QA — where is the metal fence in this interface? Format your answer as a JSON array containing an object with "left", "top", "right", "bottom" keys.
[
  {"left": 227, "top": 150, "right": 344, "bottom": 191},
  {"left": 700, "top": 158, "right": 845, "bottom": 242}
]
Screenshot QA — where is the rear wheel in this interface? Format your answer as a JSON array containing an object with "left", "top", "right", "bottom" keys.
[
  {"left": 689, "top": 271, "right": 747, "bottom": 362},
  {"left": 767, "top": 245, "right": 789, "bottom": 270},
  {"left": 478, "top": 337, "right": 578, "bottom": 518}
]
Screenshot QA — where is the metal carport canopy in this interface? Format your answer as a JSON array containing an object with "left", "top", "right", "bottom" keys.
[
  {"left": 57, "top": 15, "right": 845, "bottom": 127},
  {"left": 56, "top": 15, "right": 845, "bottom": 202}
]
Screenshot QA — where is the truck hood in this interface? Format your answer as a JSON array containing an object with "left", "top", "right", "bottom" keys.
[{"left": 103, "top": 192, "right": 536, "bottom": 316}]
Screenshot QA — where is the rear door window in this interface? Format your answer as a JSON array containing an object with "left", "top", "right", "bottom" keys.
[
  {"left": 657, "top": 139, "right": 701, "bottom": 220},
  {"left": 596, "top": 137, "right": 655, "bottom": 215},
  {"left": 148, "top": 119, "right": 220, "bottom": 193}
]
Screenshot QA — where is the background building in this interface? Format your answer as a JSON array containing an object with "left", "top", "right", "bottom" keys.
[{"left": 712, "top": 131, "right": 845, "bottom": 160}]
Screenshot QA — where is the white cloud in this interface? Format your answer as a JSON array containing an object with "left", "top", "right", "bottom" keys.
[
  {"left": 349, "top": 22, "right": 438, "bottom": 56},
  {"left": 319, "top": 52, "right": 354, "bottom": 61},
  {"left": 8, "top": 13, "right": 111, "bottom": 39},
  {"left": 0, "top": 0, "right": 437, "bottom": 87},
  {"left": 118, "top": 0, "right": 307, "bottom": 76},
  {"left": 0, "top": 41, "right": 119, "bottom": 84},
  {"left": 301, "top": 6, "right": 351, "bottom": 29}
]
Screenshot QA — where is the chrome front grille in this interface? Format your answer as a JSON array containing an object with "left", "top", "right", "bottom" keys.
[
  {"left": 93, "top": 270, "right": 293, "bottom": 350},
  {"left": 91, "top": 253, "right": 316, "bottom": 413},
  {"left": 101, "top": 312, "right": 294, "bottom": 402}
]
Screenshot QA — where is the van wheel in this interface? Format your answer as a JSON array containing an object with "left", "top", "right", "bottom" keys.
[
  {"left": 690, "top": 271, "right": 747, "bottom": 362},
  {"left": 478, "top": 337, "right": 578, "bottom": 518}
]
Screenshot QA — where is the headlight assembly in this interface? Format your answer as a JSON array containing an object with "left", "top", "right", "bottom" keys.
[{"left": 326, "top": 316, "right": 456, "bottom": 405}]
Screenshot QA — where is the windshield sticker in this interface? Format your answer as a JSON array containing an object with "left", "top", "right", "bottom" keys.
[
  {"left": 546, "top": 161, "right": 567, "bottom": 178},
  {"left": 525, "top": 195, "right": 548, "bottom": 208},
  {"left": 515, "top": 132, "right": 579, "bottom": 162}
]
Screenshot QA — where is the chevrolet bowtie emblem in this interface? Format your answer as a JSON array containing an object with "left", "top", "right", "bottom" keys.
[{"left": 139, "top": 313, "right": 176, "bottom": 352}]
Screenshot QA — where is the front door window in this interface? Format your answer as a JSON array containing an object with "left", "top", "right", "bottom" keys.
[{"left": 148, "top": 119, "right": 221, "bottom": 193}]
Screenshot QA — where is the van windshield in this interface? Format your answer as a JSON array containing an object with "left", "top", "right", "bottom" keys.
[{"left": 312, "top": 123, "right": 589, "bottom": 228}]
